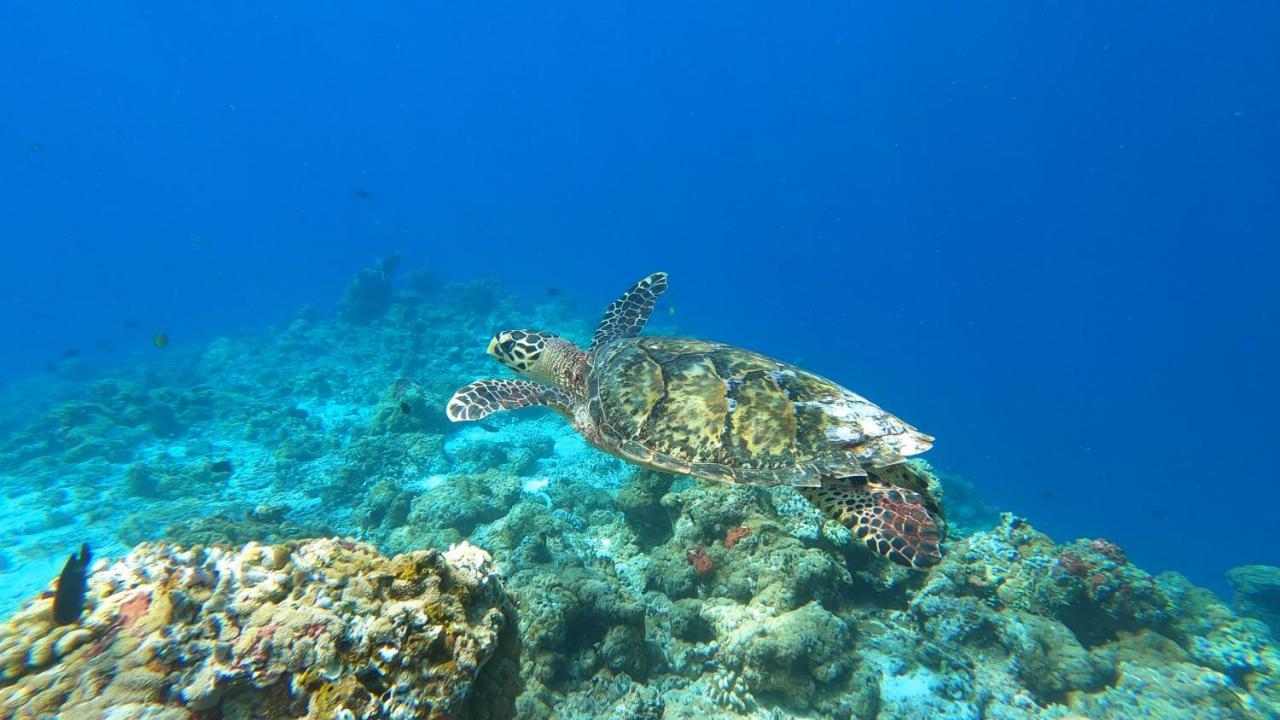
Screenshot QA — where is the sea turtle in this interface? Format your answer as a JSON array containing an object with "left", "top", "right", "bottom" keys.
[{"left": 446, "top": 273, "right": 943, "bottom": 568}]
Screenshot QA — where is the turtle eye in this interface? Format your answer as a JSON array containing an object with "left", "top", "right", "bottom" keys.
[{"left": 499, "top": 340, "right": 516, "bottom": 356}]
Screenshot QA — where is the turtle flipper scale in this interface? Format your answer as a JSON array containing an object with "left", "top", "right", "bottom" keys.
[
  {"left": 800, "top": 478, "right": 943, "bottom": 569},
  {"left": 589, "top": 272, "right": 668, "bottom": 351},
  {"left": 446, "top": 379, "right": 572, "bottom": 422}
]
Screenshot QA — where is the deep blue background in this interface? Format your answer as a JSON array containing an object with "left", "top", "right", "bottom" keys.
[{"left": 2, "top": 2, "right": 1277, "bottom": 590}]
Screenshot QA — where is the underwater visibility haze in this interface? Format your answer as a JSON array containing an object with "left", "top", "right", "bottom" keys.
[{"left": 1, "top": 2, "right": 1278, "bottom": 719}]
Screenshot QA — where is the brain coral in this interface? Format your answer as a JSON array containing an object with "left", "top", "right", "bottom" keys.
[{"left": 0, "top": 537, "right": 515, "bottom": 719}]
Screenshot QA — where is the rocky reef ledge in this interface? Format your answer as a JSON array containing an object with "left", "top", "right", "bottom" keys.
[{"left": 0, "top": 538, "right": 518, "bottom": 719}]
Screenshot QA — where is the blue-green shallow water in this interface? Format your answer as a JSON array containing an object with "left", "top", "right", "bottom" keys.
[{"left": 1, "top": 3, "right": 1278, "bottom": 718}]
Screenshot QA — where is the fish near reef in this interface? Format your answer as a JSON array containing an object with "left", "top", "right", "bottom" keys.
[
  {"left": 447, "top": 272, "right": 944, "bottom": 570},
  {"left": 53, "top": 543, "right": 91, "bottom": 625},
  {"left": 153, "top": 330, "right": 169, "bottom": 348}
]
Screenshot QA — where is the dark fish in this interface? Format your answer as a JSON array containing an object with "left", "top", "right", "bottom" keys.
[
  {"left": 52, "top": 543, "right": 91, "bottom": 625},
  {"left": 59, "top": 348, "right": 80, "bottom": 359},
  {"left": 27, "top": 140, "right": 45, "bottom": 155},
  {"left": 356, "top": 188, "right": 372, "bottom": 199},
  {"left": 153, "top": 331, "right": 169, "bottom": 348},
  {"left": 286, "top": 407, "right": 309, "bottom": 420},
  {"left": 545, "top": 287, "right": 562, "bottom": 297},
  {"left": 123, "top": 320, "right": 137, "bottom": 329},
  {"left": 399, "top": 401, "right": 412, "bottom": 415},
  {"left": 95, "top": 339, "right": 110, "bottom": 350},
  {"left": 209, "top": 460, "right": 233, "bottom": 473},
  {"left": 477, "top": 422, "right": 501, "bottom": 433}
]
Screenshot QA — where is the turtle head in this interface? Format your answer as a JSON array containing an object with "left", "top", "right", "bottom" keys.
[
  {"left": 488, "top": 329, "right": 582, "bottom": 388},
  {"left": 488, "top": 330, "right": 552, "bottom": 373}
]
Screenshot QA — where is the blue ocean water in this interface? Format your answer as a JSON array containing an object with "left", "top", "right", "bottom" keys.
[{"left": 2, "top": 0, "right": 1277, "bottom": 601}]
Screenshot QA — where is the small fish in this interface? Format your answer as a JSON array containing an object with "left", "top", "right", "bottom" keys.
[
  {"left": 95, "top": 339, "right": 110, "bottom": 350},
  {"left": 122, "top": 320, "right": 137, "bottom": 329},
  {"left": 286, "top": 407, "right": 309, "bottom": 420},
  {"left": 191, "top": 235, "right": 207, "bottom": 249},
  {"left": 546, "top": 287, "right": 562, "bottom": 298},
  {"left": 356, "top": 188, "right": 372, "bottom": 199},
  {"left": 399, "top": 401, "right": 412, "bottom": 415},
  {"left": 153, "top": 331, "right": 169, "bottom": 348},
  {"left": 668, "top": 306, "right": 676, "bottom": 316},
  {"left": 27, "top": 140, "right": 45, "bottom": 155},
  {"left": 52, "top": 543, "right": 91, "bottom": 625},
  {"left": 59, "top": 348, "right": 80, "bottom": 359},
  {"left": 477, "top": 422, "right": 501, "bottom": 433},
  {"left": 209, "top": 460, "right": 233, "bottom": 474}
]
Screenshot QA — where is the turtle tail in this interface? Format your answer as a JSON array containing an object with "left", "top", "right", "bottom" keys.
[{"left": 800, "top": 476, "right": 943, "bottom": 570}]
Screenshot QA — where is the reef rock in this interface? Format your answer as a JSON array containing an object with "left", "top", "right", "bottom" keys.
[
  {"left": 0, "top": 537, "right": 516, "bottom": 719},
  {"left": 1229, "top": 564, "right": 1280, "bottom": 637}
]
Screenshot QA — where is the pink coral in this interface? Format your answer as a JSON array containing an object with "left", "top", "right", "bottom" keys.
[
  {"left": 686, "top": 547, "right": 714, "bottom": 577},
  {"left": 1058, "top": 551, "right": 1091, "bottom": 578},
  {"left": 725, "top": 526, "right": 752, "bottom": 550},
  {"left": 1089, "top": 538, "right": 1127, "bottom": 564}
]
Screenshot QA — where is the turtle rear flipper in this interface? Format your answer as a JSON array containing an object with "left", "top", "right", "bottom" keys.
[
  {"left": 801, "top": 478, "right": 943, "bottom": 569},
  {"left": 446, "top": 379, "right": 572, "bottom": 421},
  {"left": 589, "top": 272, "right": 668, "bottom": 350}
]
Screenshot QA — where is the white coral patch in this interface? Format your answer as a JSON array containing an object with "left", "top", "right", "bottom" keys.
[{"left": 444, "top": 542, "right": 495, "bottom": 587}]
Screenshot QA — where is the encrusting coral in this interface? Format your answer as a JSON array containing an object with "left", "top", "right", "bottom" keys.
[{"left": 0, "top": 537, "right": 516, "bottom": 719}]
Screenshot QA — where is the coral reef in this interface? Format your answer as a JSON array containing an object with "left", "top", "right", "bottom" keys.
[
  {"left": 337, "top": 253, "right": 403, "bottom": 324},
  {"left": 0, "top": 259, "right": 1275, "bottom": 719},
  {"left": 1229, "top": 564, "right": 1280, "bottom": 637},
  {"left": 0, "top": 537, "right": 515, "bottom": 719}
]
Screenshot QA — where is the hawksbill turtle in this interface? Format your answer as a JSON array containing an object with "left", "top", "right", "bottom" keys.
[{"left": 446, "top": 272, "right": 943, "bottom": 568}]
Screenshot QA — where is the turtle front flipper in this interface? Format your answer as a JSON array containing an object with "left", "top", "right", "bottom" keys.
[
  {"left": 800, "top": 478, "right": 943, "bottom": 569},
  {"left": 446, "top": 379, "right": 573, "bottom": 421},
  {"left": 589, "top": 272, "right": 668, "bottom": 351}
]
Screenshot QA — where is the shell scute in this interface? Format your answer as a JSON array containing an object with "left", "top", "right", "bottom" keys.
[
  {"left": 727, "top": 371, "right": 796, "bottom": 458},
  {"left": 597, "top": 343, "right": 665, "bottom": 435},
  {"left": 642, "top": 353, "right": 730, "bottom": 463}
]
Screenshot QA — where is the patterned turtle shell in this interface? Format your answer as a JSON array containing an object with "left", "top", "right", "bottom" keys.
[{"left": 587, "top": 337, "right": 934, "bottom": 488}]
